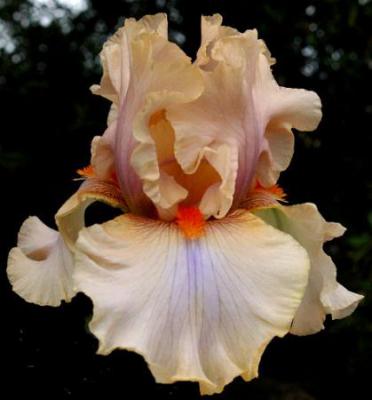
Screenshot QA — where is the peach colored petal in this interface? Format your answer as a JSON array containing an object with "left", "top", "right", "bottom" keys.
[
  {"left": 255, "top": 203, "right": 363, "bottom": 335},
  {"left": 91, "top": 136, "right": 115, "bottom": 181},
  {"left": 167, "top": 15, "right": 321, "bottom": 218},
  {"left": 74, "top": 210, "right": 309, "bottom": 394},
  {"left": 90, "top": 14, "right": 203, "bottom": 217},
  {"left": 56, "top": 178, "right": 126, "bottom": 249},
  {"left": 254, "top": 52, "right": 322, "bottom": 187},
  {"left": 7, "top": 217, "right": 74, "bottom": 306},
  {"left": 90, "top": 13, "right": 168, "bottom": 104},
  {"left": 167, "top": 33, "right": 261, "bottom": 218},
  {"left": 116, "top": 34, "right": 203, "bottom": 215},
  {"left": 7, "top": 170, "right": 127, "bottom": 307}
]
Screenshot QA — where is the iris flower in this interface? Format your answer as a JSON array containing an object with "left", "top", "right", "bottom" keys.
[{"left": 8, "top": 14, "right": 363, "bottom": 395}]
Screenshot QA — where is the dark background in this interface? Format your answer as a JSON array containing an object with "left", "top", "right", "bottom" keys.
[{"left": 1, "top": 0, "right": 371, "bottom": 399}]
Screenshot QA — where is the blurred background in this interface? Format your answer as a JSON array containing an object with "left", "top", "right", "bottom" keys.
[{"left": 1, "top": 0, "right": 371, "bottom": 399}]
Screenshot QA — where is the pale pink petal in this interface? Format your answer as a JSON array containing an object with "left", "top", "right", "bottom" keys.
[
  {"left": 74, "top": 210, "right": 309, "bottom": 394},
  {"left": 7, "top": 217, "right": 74, "bottom": 306},
  {"left": 254, "top": 203, "right": 363, "bottom": 335}
]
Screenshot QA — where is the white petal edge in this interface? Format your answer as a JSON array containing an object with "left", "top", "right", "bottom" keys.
[
  {"left": 7, "top": 216, "right": 74, "bottom": 306},
  {"left": 254, "top": 203, "right": 364, "bottom": 335},
  {"left": 74, "top": 210, "right": 310, "bottom": 394}
]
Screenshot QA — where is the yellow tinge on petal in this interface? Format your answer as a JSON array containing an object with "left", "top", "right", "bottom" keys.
[{"left": 148, "top": 109, "right": 222, "bottom": 218}]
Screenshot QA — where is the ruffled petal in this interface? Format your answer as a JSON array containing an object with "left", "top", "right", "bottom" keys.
[
  {"left": 254, "top": 203, "right": 363, "bottom": 335},
  {"left": 56, "top": 178, "right": 127, "bottom": 249},
  {"left": 90, "top": 13, "right": 168, "bottom": 104},
  {"left": 254, "top": 53, "right": 322, "bottom": 187},
  {"left": 116, "top": 33, "right": 203, "bottom": 216},
  {"left": 6, "top": 171, "right": 127, "bottom": 307},
  {"left": 7, "top": 217, "right": 74, "bottom": 306},
  {"left": 74, "top": 210, "right": 310, "bottom": 394},
  {"left": 167, "top": 38, "right": 258, "bottom": 218},
  {"left": 168, "top": 15, "right": 321, "bottom": 217},
  {"left": 196, "top": 14, "right": 240, "bottom": 69},
  {"left": 89, "top": 14, "right": 204, "bottom": 217}
]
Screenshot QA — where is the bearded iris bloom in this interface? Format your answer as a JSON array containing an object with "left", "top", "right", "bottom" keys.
[{"left": 7, "top": 14, "right": 363, "bottom": 395}]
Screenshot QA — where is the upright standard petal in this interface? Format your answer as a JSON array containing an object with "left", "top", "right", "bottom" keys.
[
  {"left": 196, "top": 14, "right": 240, "bottom": 69},
  {"left": 117, "top": 31, "right": 203, "bottom": 217},
  {"left": 255, "top": 204, "right": 363, "bottom": 335},
  {"left": 7, "top": 217, "right": 74, "bottom": 306},
  {"left": 168, "top": 15, "right": 321, "bottom": 218},
  {"left": 167, "top": 29, "right": 262, "bottom": 218},
  {"left": 91, "top": 14, "right": 204, "bottom": 217},
  {"left": 74, "top": 210, "right": 310, "bottom": 394},
  {"left": 254, "top": 55, "right": 322, "bottom": 187},
  {"left": 90, "top": 13, "right": 168, "bottom": 104}
]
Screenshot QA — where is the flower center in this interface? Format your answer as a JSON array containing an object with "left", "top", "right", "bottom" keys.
[
  {"left": 149, "top": 110, "right": 221, "bottom": 209},
  {"left": 176, "top": 205, "right": 205, "bottom": 239}
]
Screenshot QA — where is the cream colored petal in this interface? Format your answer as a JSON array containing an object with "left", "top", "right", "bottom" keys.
[
  {"left": 254, "top": 203, "right": 363, "bottom": 335},
  {"left": 198, "top": 143, "right": 238, "bottom": 218},
  {"left": 7, "top": 138, "right": 127, "bottom": 310},
  {"left": 91, "top": 136, "right": 115, "bottom": 181},
  {"left": 255, "top": 125, "right": 294, "bottom": 187},
  {"left": 74, "top": 210, "right": 309, "bottom": 395},
  {"left": 7, "top": 217, "right": 74, "bottom": 306},
  {"left": 91, "top": 13, "right": 168, "bottom": 104},
  {"left": 6, "top": 173, "right": 126, "bottom": 306},
  {"left": 196, "top": 14, "right": 239, "bottom": 68},
  {"left": 197, "top": 14, "right": 275, "bottom": 70},
  {"left": 169, "top": 15, "right": 321, "bottom": 216},
  {"left": 254, "top": 53, "right": 322, "bottom": 187},
  {"left": 124, "top": 13, "right": 168, "bottom": 39},
  {"left": 168, "top": 22, "right": 286, "bottom": 217},
  {"left": 89, "top": 31, "right": 126, "bottom": 104},
  {"left": 115, "top": 33, "right": 203, "bottom": 215},
  {"left": 167, "top": 41, "right": 260, "bottom": 218},
  {"left": 91, "top": 14, "right": 204, "bottom": 217},
  {"left": 56, "top": 179, "right": 126, "bottom": 250},
  {"left": 56, "top": 192, "right": 94, "bottom": 250},
  {"left": 106, "top": 103, "right": 118, "bottom": 126}
]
